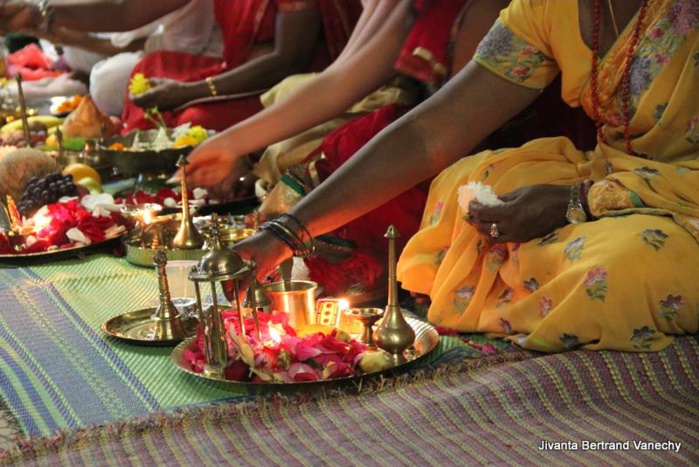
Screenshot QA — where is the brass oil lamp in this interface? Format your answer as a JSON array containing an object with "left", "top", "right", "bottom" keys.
[
  {"left": 187, "top": 215, "right": 261, "bottom": 379},
  {"left": 373, "top": 225, "right": 415, "bottom": 365}
]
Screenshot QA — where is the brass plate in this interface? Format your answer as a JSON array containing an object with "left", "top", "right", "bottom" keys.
[
  {"left": 171, "top": 317, "right": 439, "bottom": 394},
  {"left": 0, "top": 235, "right": 121, "bottom": 263},
  {"left": 97, "top": 129, "right": 193, "bottom": 175},
  {"left": 102, "top": 307, "right": 198, "bottom": 346}
]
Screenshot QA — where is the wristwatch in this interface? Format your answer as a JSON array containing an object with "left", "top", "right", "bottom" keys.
[{"left": 566, "top": 183, "right": 587, "bottom": 224}]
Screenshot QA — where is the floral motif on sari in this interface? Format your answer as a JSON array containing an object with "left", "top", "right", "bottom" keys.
[
  {"left": 474, "top": 19, "right": 549, "bottom": 84},
  {"left": 658, "top": 294, "right": 685, "bottom": 320},
  {"left": 584, "top": 266, "right": 608, "bottom": 302},
  {"left": 453, "top": 285, "right": 476, "bottom": 313},
  {"left": 563, "top": 237, "right": 586, "bottom": 262},
  {"left": 641, "top": 229, "right": 669, "bottom": 250}
]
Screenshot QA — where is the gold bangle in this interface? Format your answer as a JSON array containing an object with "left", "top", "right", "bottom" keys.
[{"left": 205, "top": 77, "right": 218, "bottom": 97}]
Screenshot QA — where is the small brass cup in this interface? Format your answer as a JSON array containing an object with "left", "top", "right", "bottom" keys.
[{"left": 261, "top": 280, "right": 318, "bottom": 329}]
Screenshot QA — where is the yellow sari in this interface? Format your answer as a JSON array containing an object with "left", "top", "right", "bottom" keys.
[{"left": 397, "top": 0, "right": 699, "bottom": 352}]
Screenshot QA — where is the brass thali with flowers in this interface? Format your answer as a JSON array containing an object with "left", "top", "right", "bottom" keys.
[{"left": 171, "top": 315, "right": 439, "bottom": 394}]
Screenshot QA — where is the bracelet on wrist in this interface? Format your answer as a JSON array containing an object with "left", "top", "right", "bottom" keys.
[
  {"left": 37, "top": 0, "right": 54, "bottom": 33},
  {"left": 259, "top": 215, "right": 315, "bottom": 258},
  {"left": 205, "top": 77, "right": 218, "bottom": 97}
]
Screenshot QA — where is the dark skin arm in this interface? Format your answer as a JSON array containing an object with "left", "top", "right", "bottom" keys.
[
  {"left": 25, "top": 26, "right": 146, "bottom": 55},
  {"left": 130, "top": 8, "right": 323, "bottom": 111},
  {"left": 0, "top": 0, "right": 191, "bottom": 34},
  {"left": 234, "top": 62, "right": 546, "bottom": 279}
]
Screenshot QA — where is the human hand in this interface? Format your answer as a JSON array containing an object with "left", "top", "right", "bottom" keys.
[
  {"left": 467, "top": 184, "right": 570, "bottom": 243},
  {"left": 180, "top": 133, "right": 249, "bottom": 192},
  {"left": 130, "top": 78, "right": 196, "bottom": 111},
  {"left": 221, "top": 229, "right": 293, "bottom": 302}
]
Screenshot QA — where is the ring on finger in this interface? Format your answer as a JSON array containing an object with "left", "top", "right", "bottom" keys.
[{"left": 489, "top": 222, "right": 500, "bottom": 239}]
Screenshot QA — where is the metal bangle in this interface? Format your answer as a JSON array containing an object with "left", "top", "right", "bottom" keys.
[
  {"left": 278, "top": 213, "right": 315, "bottom": 255},
  {"left": 37, "top": 0, "right": 54, "bottom": 33},
  {"left": 260, "top": 220, "right": 313, "bottom": 258},
  {"left": 205, "top": 77, "right": 218, "bottom": 96}
]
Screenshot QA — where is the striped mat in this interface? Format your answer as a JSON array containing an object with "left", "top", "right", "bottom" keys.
[
  {"left": 0, "top": 255, "right": 528, "bottom": 444},
  {"left": 1, "top": 335, "right": 697, "bottom": 465}
]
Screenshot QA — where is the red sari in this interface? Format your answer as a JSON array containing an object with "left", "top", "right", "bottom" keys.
[
  {"left": 273, "top": 0, "right": 471, "bottom": 297},
  {"left": 121, "top": 0, "right": 361, "bottom": 132}
]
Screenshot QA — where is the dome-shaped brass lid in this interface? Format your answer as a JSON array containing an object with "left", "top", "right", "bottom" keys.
[{"left": 189, "top": 214, "right": 250, "bottom": 282}]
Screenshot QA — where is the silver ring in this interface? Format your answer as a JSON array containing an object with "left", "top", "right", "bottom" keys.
[{"left": 489, "top": 223, "right": 500, "bottom": 239}]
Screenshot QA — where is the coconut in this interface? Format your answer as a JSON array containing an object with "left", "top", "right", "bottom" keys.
[{"left": 0, "top": 148, "right": 60, "bottom": 203}]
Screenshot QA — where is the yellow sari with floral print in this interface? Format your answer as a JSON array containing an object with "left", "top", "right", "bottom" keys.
[{"left": 397, "top": 0, "right": 699, "bottom": 352}]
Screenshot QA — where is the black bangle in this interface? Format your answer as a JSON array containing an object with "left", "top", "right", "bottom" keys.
[
  {"left": 259, "top": 219, "right": 314, "bottom": 258},
  {"left": 278, "top": 213, "right": 315, "bottom": 255},
  {"left": 279, "top": 214, "right": 314, "bottom": 246},
  {"left": 580, "top": 180, "right": 596, "bottom": 220}
]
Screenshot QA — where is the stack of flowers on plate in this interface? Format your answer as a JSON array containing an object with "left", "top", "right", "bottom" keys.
[
  {"left": 184, "top": 310, "right": 368, "bottom": 383},
  {"left": 0, "top": 193, "right": 127, "bottom": 255}
]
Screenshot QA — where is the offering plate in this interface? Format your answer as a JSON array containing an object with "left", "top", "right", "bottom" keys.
[
  {"left": 97, "top": 129, "right": 193, "bottom": 175},
  {"left": 170, "top": 317, "right": 439, "bottom": 395},
  {"left": 122, "top": 215, "right": 255, "bottom": 267},
  {"left": 102, "top": 306, "right": 198, "bottom": 346}
]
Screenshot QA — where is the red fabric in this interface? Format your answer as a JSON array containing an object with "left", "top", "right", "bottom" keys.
[
  {"left": 5, "top": 43, "right": 63, "bottom": 81},
  {"left": 121, "top": 0, "right": 360, "bottom": 132},
  {"left": 295, "top": 105, "right": 430, "bottom": 295},
  {"left": 394, "top": 0, "right": 470, "bottom": 86},
  {"left": 313, "top": 105, "right": 429, "bottom": 258}
]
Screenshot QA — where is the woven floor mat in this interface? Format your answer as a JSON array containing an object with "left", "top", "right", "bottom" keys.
[{"left": 2, "top": 335, "right": 696, "bottom": 466}]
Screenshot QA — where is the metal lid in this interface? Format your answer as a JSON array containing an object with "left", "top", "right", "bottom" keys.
[{"left": 189, "top": 214, "right": 250, "bottom": 282}]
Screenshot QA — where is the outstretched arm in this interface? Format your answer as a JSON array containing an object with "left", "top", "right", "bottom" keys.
[
  {"left": 130, "top": 8, "right": 325, "bottom": 111},
  {"left": 236, "top": 62, "right": 542, "bottom": 277},
  {"left": 185, "top": 0, "right": 414, "bottom": 188},
  {"left": 0, "top": 0, "right": 190, "bottom": 34}
]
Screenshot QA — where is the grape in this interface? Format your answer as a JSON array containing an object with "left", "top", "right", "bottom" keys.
[{"left": 17, "top": 171, "right": 80, "bottom": 218}]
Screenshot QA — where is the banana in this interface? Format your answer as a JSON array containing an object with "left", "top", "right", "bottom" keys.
[{"left": 0, "top": 115, "right": 64, "bottom": 135}]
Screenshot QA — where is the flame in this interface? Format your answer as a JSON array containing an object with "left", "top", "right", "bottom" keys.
[
  {"left": 141, "top": 209, "right": 153, "bottom": 225},
  {"left": 339, "top": 299, "right": 350, "bottom": 311}
]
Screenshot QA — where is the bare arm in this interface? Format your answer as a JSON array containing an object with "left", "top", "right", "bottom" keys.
[
  {"left": 0, "top": 0, "right": 189, "bottom": 34},
  {"left": 131, "top": 8, "right": 326, "bottom": 110},
  {"left": 27, "top": 27, "right": 145, "bottom": 55},
  {"left": 235, "top": 63, "right": 542, "bottom": 276},
  {"left": 185, "top": 0, "right": 413, "bottom": 187},
  {"left": 333, "top": 0, "right": 402, "bottom": 65}
]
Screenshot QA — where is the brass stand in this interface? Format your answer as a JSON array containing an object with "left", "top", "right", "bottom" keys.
[{"left": 101, "top": 247, "right": 197, "bottom": 345}]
